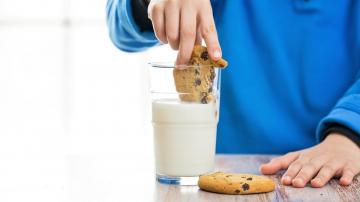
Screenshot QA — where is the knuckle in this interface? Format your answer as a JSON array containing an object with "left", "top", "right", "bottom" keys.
[
  {"left": 297, "top": 173, "right": 310, "bottom": 180},
  {"left": 181, "top": 28, "right": 195, "bottom": 37},
  {"left": 155, "top": 31, "right": 165, "bottom": 41},
  {"left": 178, "top": 50, "right": 190, "bottom": 60},
  {"left": 270, "top": 157, "right": 281, "bottom": 164},
  {"left": 201, "top": 24, "right": 213, "bottom": 36},
  {"left": 284, "top": 169, "right": 297, "bottom": 176},
  {"left": 304, "top": 162, "right": 317, "bottom": 171},
  {"left": 152, "top": 4, "right": 163, "bottom": 13},
  {"left": 167, "top": 32, "right": 178, "bottom": 42},
  {"left": 344, "top": 167, "right": 355, "bottom": 175},
  {"left": 291, "top": 161, "right": 304, "bottom": 168},
  {"left": 169, "top": 42, "right": 179, "bottom": 50},
  {"left": 317, "top": 171, "right": 331, "bottom": 180},
  {"left": 202, "top": 22, "right": 216, "bottom": 37},
  {"left": 156, "top": 35, "right": 167, "bottom": 44},
  {"left": 286, "top": 164, "right": 301, "bottom": 174},
  {"left": 322, "top": 165, "right": 336, "bottom": 174},
  {"left": 165, "top": 0, "right": 178, "bottom": 7},
  {"left": 300, "top": 165, "right": 317, "bottom": 178}
]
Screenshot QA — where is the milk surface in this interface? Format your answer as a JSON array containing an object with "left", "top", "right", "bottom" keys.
[{"left": 152, "top": 99, "right": 218, "bottom": 176}]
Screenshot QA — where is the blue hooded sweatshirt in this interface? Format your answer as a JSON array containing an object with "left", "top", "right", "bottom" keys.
[{"left": 106, "top": 0, "right": 360, "bottom": 154}]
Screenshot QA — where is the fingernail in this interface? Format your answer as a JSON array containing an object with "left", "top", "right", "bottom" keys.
[
  {"left": 282, "top": 176, "right": 291, "bottom": 183},
  {"left": 313, "top": 178, "right": 321, "bottom": 184},
  {"left": 213, "top": 49, "right": 221, "bottom": 59}
]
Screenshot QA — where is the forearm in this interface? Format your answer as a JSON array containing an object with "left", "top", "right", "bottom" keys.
[{"left": 106, "top": 0, "right": 159, "bottom": 52}]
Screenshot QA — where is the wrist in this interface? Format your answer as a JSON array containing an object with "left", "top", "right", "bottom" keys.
[{"left": 325, "top": 133, "right": 359, "bottom": 148}]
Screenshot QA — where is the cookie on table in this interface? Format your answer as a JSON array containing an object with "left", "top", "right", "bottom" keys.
[
  {"left": 173, "top": 45, "right": 228, "bottom": 103},
  {"left": 198, "top": 172, "right": 275, "bottom": 195}
]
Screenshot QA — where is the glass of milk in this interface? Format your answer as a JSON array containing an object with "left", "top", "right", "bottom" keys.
[{"left": 149, "top": 62, "right": 221, "bottom": 185}]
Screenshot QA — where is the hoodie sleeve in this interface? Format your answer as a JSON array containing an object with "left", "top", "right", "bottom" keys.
[
  {"left": 317, "top": 77, "right": 360, "bottom": 142},
  {"left": 106, "top": 0, "right": 160, "bottom": 52},
  {"left": 316, "top": 2, "right": 360, "bottom": 143}
]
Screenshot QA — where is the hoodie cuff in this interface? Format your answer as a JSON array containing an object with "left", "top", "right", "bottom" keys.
[
  {"left": 321, "top": 123, "right": 360, "bottom": 148},
  {"left": 317, "top": 100, "right": 360, "bottom": 144},
  {"left": 131, "top": 0, "right": 153, "bottom": 32}
]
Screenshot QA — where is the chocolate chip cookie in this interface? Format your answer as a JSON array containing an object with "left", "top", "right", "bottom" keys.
[
  {"left": 198, "top": 172, "right": 275, "bottom": 195},
  {"left": 173, "top": 45, "right": 228, "bottom": 103}
]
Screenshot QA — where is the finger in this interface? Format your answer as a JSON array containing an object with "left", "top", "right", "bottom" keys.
[
  {"left": 339, "top": 166, "right": 358, "bottom": 186},
  {"left": 292, "top": 160, "right": 324, "bottom": 188},
  {"left": 283, "top": 158, "right": 309, "bottom": 185},
  {"left": 149, "top": 4, "right": 167, "bottom": 44},
  {"left": 164, "top": 1, "right": 180, "bottom": 50},
  {"left": 198, "top": 6, "right": 221, "bottom": 61},
  {"left": 260, "top": 152, "right": 299, "bottom": 175},
  {"left": 195, "top": 27, "right": 202, "bottom": 45},
  {"left": 176, "top": 6, "right": 197, "bottom": 65},
  {"left": 311, "top": 161, "right": 342, "bottom": 188}
]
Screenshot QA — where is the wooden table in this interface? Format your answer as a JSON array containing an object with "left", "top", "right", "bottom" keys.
[{"left": 155, "top": 155, "right": 360, "bottom": 202}]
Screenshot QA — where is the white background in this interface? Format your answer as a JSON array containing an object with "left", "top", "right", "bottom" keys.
[{"left": 0, "top": 0, "right": 176, "bottom": 201}]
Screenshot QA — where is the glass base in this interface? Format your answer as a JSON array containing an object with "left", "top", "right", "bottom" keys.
[{"left": 156, "top": 174, "right": 199, "bottom": 185}]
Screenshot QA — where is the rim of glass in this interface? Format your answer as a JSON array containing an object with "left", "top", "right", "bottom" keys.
[
  {"left": 149, "top": 62, "right": 215, "bottom": 68},
  {"left": 150, "top": 90, "right": 219, "bottom": 96}
]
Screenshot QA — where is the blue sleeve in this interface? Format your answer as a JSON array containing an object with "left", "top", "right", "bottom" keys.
[
  {"left": 316, "top": 4, "right": 360, "bottom": 141},
  {"left": 106, "top": 0, "right": 160, "bottom": 52},
  {"left": 316, "top": 76, "right": 360, "bottom": 141}
]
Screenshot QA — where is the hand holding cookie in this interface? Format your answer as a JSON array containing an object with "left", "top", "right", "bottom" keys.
[{"left": 147, "top": 0, "right": 222, "bottom": 64}]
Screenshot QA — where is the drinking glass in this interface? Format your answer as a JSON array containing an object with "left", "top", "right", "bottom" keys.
[{"left": 149, "top": 62, "right": 221, "bottom": 185}]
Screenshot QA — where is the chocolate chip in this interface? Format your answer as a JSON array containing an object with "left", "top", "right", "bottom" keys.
[
  {"left": 234, "top": 189, "right": 240, "bottom": 194},
  {"left": 201, "top": 51, "right": 208, "bottom": 60},
  {"left": 201, "top": 96, "right": 208, "bottom": 104},
  {"left": 241, "top": 176, "right": 246, "bottom": 178},
  {"left": 226, "top": 175, "right": 232, "bottom": 178},
  {"left": 195, "top": 79, "right": 201, "bottom": 86},
  {"left": 247, "top": 177, "right": 252, "bottom": 181},
  {"left": 194, "top": 69, "right": 200, "bottom": 75},
  {"left": 242, "top": 183, "right": 250, "bottom": 191},
  {"left": 208, "top": 87, "right": 213, "bottom": 93}
]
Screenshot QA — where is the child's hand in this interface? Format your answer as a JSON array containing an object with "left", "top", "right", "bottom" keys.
[
  {"left": 147, "top": 0, "right": 222, "bottom": 64},
  {"left": 260, "top": 134, "right": 360, "bottom": 187}
]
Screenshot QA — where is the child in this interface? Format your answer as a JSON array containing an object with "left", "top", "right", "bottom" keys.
[{"left": 106, "top": 0, "right": 360, "bottom": 188}]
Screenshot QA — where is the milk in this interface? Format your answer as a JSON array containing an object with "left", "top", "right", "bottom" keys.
[{"left": 152, "top": 99, "right": 218, "bottom": 176}]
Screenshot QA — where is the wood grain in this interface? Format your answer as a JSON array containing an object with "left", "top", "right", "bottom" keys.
[{"left": 154, "top": 155, "right": 360, "bottom": 202}]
